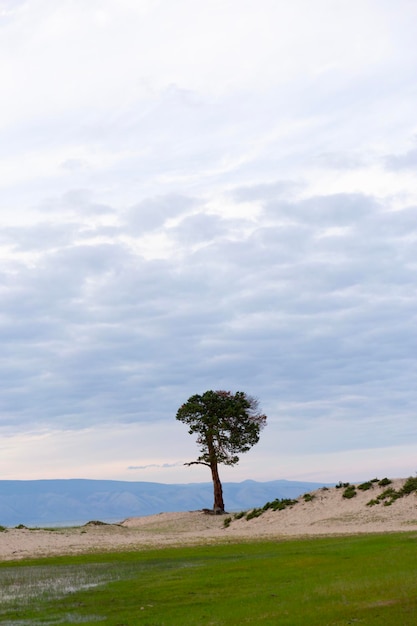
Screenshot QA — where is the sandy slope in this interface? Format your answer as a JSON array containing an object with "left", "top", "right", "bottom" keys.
[{"left": 1, "top": 478, "right": 416, "bottom": 560}]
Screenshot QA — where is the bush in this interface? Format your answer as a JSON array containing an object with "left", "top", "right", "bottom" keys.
[
  {"left": 233, "top": 511, "right": 246, "bottom": 520},
  {"left": 246, "top": 508, "right": 263, "bottom": 521},
  {"left": 336, "top": 481, "right": 350, "bottom": 489},
  {"left": 366, "top": 499, "right": 380, "bottom": 507},
  {"left": 358, "top": 481, "right": 373, "bottom": 491},
  {"left": 377, "top": 487, "right": 397, "bottom": 500},
  {"left": 223, "top": 516, "right": 232, "bottom": 528},
  {"left": 377, "top": 487, "right": 401, "bottom": 506},
  {"left": 303, "top": 493, "right": 315, "bottom": 502},
  {"left": 342, "top": 485, "right": 357, "bottom": 499},
  {"left": 378, "top": 477, "right": 392, "bottom": 487},
  {"left": 400, "top": 477, "right": 417, "bottom": 495}
]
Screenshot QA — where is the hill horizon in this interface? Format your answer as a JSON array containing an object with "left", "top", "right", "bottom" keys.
[{"left": 0, "top": 478, "right": 333, "bottom": 527}]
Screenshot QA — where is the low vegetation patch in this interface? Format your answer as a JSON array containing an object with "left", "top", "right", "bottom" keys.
[
  {"left": 358, "top": 481, "right": 373, "bottom": 491},
  {"left": 343, "top": 484, "right": 357, "bottom": 499},
  {"left": 378, "top": 477, "right": 392, "bottom": 487},
  {"left": 303, "top": 492, "right": 315, "bottom": 502},
  {"left": 262, "top": 497, "right": 298, "bottom": 512},
  {"left": 366, "top": 477, "right": 417, "bottom": 507}
]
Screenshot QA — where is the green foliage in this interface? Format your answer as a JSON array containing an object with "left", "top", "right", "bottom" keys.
[
  {"left": 223, "top": 516, "right": 232, "bottom": 528},
  {"left": 379, "top": 487, "right": 396, "bottom": 498},
  {"left": 378, "top": 477, "right": 392, "bottom": 486},
  {"left": 400, "top": 476, "right": 417, "bottom": 495},
  {"left": 358, "top": 481, "right": 373, "bottom": 491},
  {"left": 265, "top": 498, "right": 298, "bottom": 511},
  {"left": 245, "top": 508, "right": 263, "bottom": 520},
  {"left": 2, "top": 534, "right": 417, "bottom": 624},
  {"left": 336, "top": 481, "right": 350, "bottom": 489},
  {"left": 303, "top": 492, "right": 315, "bottom": 502},
  {"left": 176, "top": 389, "right": 267, "bottom": 511},
  {"left": 0, "top": 525, "right": 6, "bottom": 532},
  {"left": 242, "top": 498, "right": 299, "bottom": 521},
  {"left": 342, "top": 485, "right": 357, "bottom": 499},
  {"left": 176, "top": 390, "right": 267, "bottom": 468},
  {"left": 233, "top": 511, "right": 246, "bottom": 520},
  {"left": 366, "top": 477, "right": 417, "bottom": 508}
]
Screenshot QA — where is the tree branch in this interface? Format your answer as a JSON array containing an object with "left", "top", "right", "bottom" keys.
[{"left": 184, "top": 461, "right": 210, "bottom": 468}]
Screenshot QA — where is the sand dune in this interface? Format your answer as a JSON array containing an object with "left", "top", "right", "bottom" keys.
[{"left": 1, "top": 478, "right": 416, "bottom": 560}]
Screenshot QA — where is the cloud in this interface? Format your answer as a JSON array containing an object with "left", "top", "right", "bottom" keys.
[
  {"left": 384, "top": 147, "right": 417, "bottom": 171},
  {"left": 128, "top": 463, "right": 183, "bottom": 471},
  {"left": 1, "top": 1, "right": 417, "bottom": 483}
]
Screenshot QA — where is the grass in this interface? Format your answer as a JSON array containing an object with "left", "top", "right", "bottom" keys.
[{"left": 1, "top": 532, "right": 417, "bottom": 624}]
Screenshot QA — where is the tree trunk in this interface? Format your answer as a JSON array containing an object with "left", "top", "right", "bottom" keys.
[{"left": 210, "top": 460, "right": 225, "bottom": 512}]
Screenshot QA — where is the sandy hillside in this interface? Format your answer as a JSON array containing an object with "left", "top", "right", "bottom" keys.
[{"left": 1, "top": 478, "right": 417, "bottom": 561}]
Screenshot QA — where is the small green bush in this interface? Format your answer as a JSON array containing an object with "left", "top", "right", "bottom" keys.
[
  {"left": 366, "top": 499, "right": 380, "bottom": 507},
  {"left": 336, "top": 481, "right": 350, "bottom": 489},
  {"left": 0, "top": 525, "right": 6, "bottom": 532},
  {"left": 378, "top": 477, "right": 392, "bottom": 487},
  {"left": 377, "top": 487, "right": 401, "bottom": 506},
  {"left": 223, "top": 516, "right": 232, "bottom": 528},
  {"left": 246, "top": 508, "right": 263, "bottom": 521},
  {"left": 400, "top": 476, "right": 417, "bottom": 495},
  {"left": 377, "top": 487, "right": 397, "bottom": 500},
  {"left": 358, "top": 481, "right": 373, "bottom": 491},
  {"left": 303, "top": 493, "right": 315, "bottom": 502},
  {"left": 233, "top": 511, "right": 246, "bottom": 520},
  {"left": 342, "top": 485, "right": 357, "bottom": 499}
]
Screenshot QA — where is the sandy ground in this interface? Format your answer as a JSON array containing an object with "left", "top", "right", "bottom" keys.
[{"left": 1, "top": 478, "right": 417, "bottom": 561}]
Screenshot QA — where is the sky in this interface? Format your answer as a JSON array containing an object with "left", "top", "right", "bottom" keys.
[{"left": 1, "top": 0, "right": 417, "bottom": 485}]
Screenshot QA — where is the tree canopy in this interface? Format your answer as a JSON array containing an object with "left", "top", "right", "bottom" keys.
[{"left": 176, "top": 390, "right": 267, "bottom": 512}]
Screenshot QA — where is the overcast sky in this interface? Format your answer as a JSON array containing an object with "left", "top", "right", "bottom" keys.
[{"left": 1, "top": 0, "right": 417, "bottom": 485}]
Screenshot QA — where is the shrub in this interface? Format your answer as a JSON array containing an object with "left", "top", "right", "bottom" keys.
[
  {"left": 0, "top": 525, "right": 6, "bottom": 532},
  {"left": 358, "top": 481, "right": 373, "bottom": 491},
  {"left": 303, "top": 493, "right": 315, "bottom": 502},
  {"left": 233, "top": 511, "right": 246, "bottom": 520},
  {"left": 377, "top": 487, "right": 397, "bottom": 500},
  {"left": 336, "top": 481, "right": 350, "bottom": 489},
  {"left": 400, "top": 477, "right": 417, "bottom": 495},
  {"left": 377, "top": 487, "right": 402, "bottom": 506},
  {"left": 366, "top": 499, "right": 380, "bottom": 507},
  {"left": 272, "top": 498, "right": 298, "bottom": 511},
  {"left": 342, "top": 485, "right": 357, "bottom": 499},
  {"left": 246, "top": 508, "right": 263, "bottom": 521},
  {"left": 378, "top": 477, "right": 392, "bottom": 487},
  {"left": 223, "top": 516, "right": 232, "bottom": 528}
]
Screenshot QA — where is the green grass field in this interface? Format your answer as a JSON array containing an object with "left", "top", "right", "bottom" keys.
[{"left": 1, "top": 532, "right": 417, "bottom": 625}]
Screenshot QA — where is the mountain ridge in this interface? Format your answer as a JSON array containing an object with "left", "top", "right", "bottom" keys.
[{"left": 0, "top": 478, "right": 332, "bottom": 527}]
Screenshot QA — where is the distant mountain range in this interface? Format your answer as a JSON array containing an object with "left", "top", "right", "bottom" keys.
[{"left": 0, "top": 479, "right": 332, "bottom": 527}]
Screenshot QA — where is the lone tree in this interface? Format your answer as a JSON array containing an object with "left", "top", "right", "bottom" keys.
[{"left": 176, "top": 390, "right": 267, "bottom": 513}]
